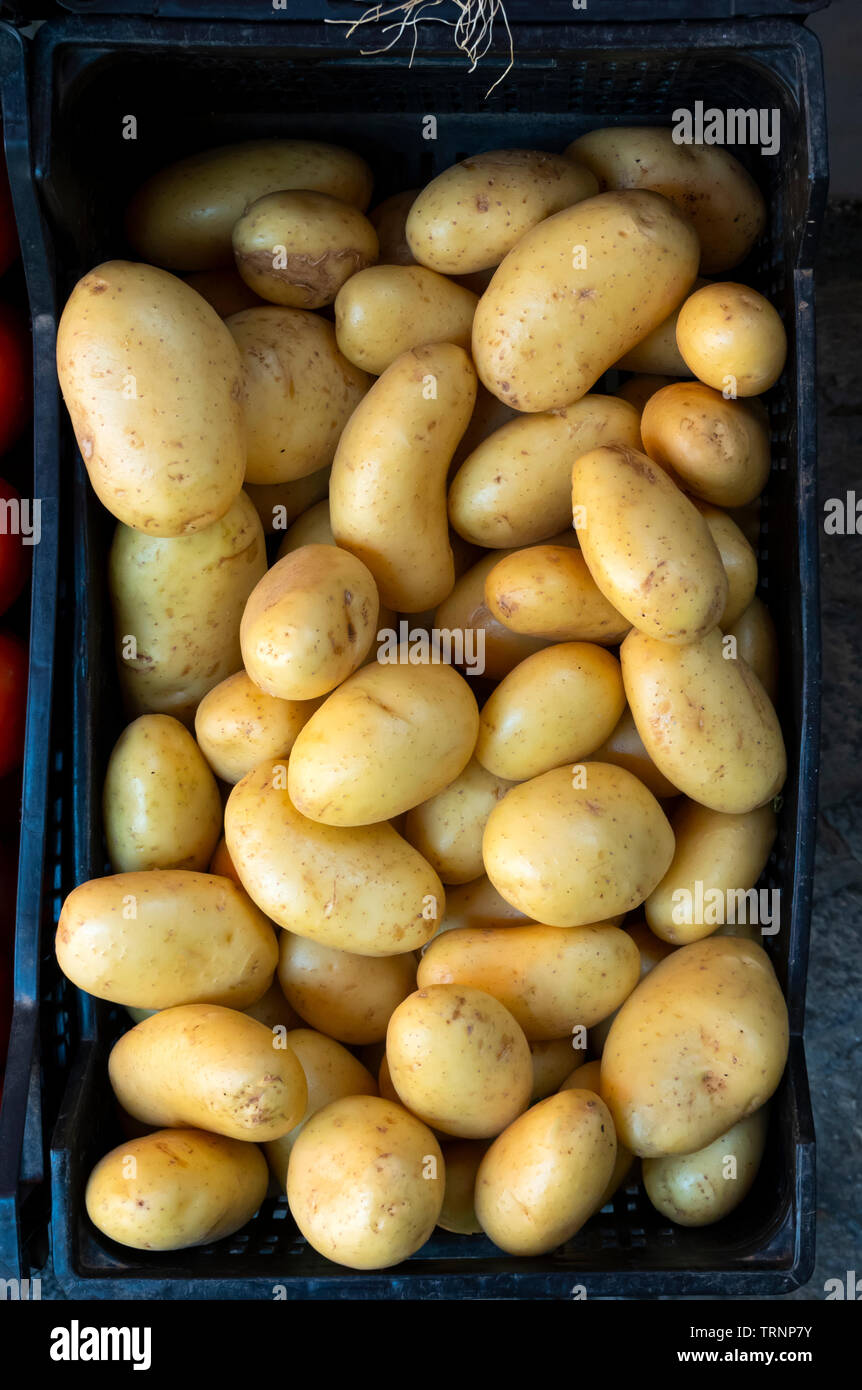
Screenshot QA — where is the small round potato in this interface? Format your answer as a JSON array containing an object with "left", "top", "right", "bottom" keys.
[
  {"left": 334, "top": 264, "right": 477, "bottom": 376},
  {"left": 484, "top": 545, "right": 630, "bottom": 644},
  {"left": 195, "top": 670, "right": 321, "bottom": 785},
  {"left": 727, "top": 597, "right": 779, "bottom": 702},
  {"left": 643, "top": 1108, "right": 769, "bottom": 1226},
  {"left": 641, "top": 381, "right": 771, "bottom": 507},
  {"left": 591, "top": 707, "right": 679, "bottom": 799},
  {"left": 676, "top": 282, "right": 787, "bottom": 396},
  {"left": 438, "top": 1140, "right": 489, "bottom": 1234},
  {"left": 694, "top": 502, "right": 758, "bottom": 628},
  {"left": 277, "top": 931, "right": 416, "bottom": 1045},
  {"left": 404, "top": 757, "right": 515, "bottom": 886},
  {"left": 287, "top": 1095, "right": 444, "bottom": 1269},
  {"left": 233, "top": 190, "right": 378, "bottom": 308}
]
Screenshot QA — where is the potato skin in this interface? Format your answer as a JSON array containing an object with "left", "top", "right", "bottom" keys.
[
  {"left": 86, "top": 1128, "right": 269, "bottom": 1251},
  {"left": 195, "top": 671, "right": 321, "bottom": 785},
  {"left": 245, "top": 468, "right": 331, "bottom": 537},
  {"left": 641, "top": 382, "right": 771, "bottom": 508},
  {"left": 485, "top": 545, "right": 630, "bottom": 644},
  {"left": 643, "top": 1108, "right": 769, "bottom": 1226},
  {"left": 369, "top": 189, "right": 419, "bottom": 266},
  {"left": 183, "top": 267, "right": 263, "bottom": 318},
  {"left": 56, "top": 871, "right": 277, "bottom": 1010},
  {"left": 616, "top": 278, "right": 707, "bottom": 375},
  {"left": 676, "top": 282, "right": 787, "bottom": 396},
  {"left": 435, "top": 875, "right": 531, "bottom": 937},
  {"left": 727, "top": 597, "right": 779, "bottom": 703},
  {"left": 108, "top": 1004, "right": 307, "bottom": 1142},
  {"left": 233, "top": 190, "right": 378, "bottom": 309},
  {"left": 601, "top": 936, "right": 788, "bottom": 1157},
  {"left": 434, "top": 550, "right": 551, "bottom": 682},
  {"left": 695, "top": 502, "right": 758, "bottom": 628},
  {"left": 438, "top": 1140, "right": 489, "bottom": 1234},
  {"left": 334, "top": 265, "right": 477, "bottom": 375},
  {"left": 103, "top": 714, "right": 221, "bottom": 872},
  {"left": 472, "top": 190, "right": 699, "bottom": 412},
  {"left": 277, "top": 932, "right": 417, "bottom": 1045},
  {"left": 57, "top": 261, "right": 245, "bottom": 536},
  {"left": 404, "top": 757, "right": 515, "bottom": 886},
  {"left": 591, "top": 707, "right": 679, "bottom": 799}
]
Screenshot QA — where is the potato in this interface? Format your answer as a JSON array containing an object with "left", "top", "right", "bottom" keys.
[
  {"left": 434, "top": 550, "right": 550, "bottom": 682},
  {"left": 484, "top": 545, "right": 630, "bottom": 644},
  {"left": 233, "top": 190, "right": 378, "bottom": 309},
  {"left": 103, "top": 714, "right": 221, "bottom": 872},
  {"left": 243, "top": 979, "right": 302, "bottom": 1033},
  {"left": 387, "top": 984, "right": 532, "bottom": 1138},
  {"left": 108, "top": 1004, "right": 307, "bottom": 1142},
  {"left": 621, "top": 627, "right": 786, "bottom": 813},
  {"left": 558, "top": 1060, "right": 636, "bottom": 1205},
  {"left": 287, "top": 1095, "right": 444, "bottom": 1269},
  {"left": 277, "top": 498, "right": 335, "bottom": 555},
  {"left": 449, "top": 395, "right": 641, "bottom": 548},
  {"left": 475, "top": 643, "right": 625, "bottom": 782},
  {"left": 451, "top": 385, "right": 518, "bottom": 473},
  {"left": 472, "top": 190, "right": 699, "bottom": 412},
  {"left": 727, "top": 597, "right": 778, "bottom": 702},
  {"left": 195, "top": 671, "right": 321, "bottom": 785},
  {"left": 240, "top": 544, "right": 379, "bottom": 701},
  {"left": 288, "top": 661, "right": 478, "bottom": 826},
  {"left": 643, "top": 1109, "right": 768, "bottom": 1226},
  {"left": 56, "top": 871, "right": 277, "bottom": 1010},
  {"left": 418, "top": 922, "right": 640, "bottom": 1041},
  {"left": 57, "top": 261, "right": 245, "bottom": 536},
  {"left": 588, "top": 920, "right": 676, "bottom": 1056},
  {"left": 126, "top": 139, "right": 373, "bottom": 270},
  {"left": 403, "top": 757, "right": 514, "bottom": 886},
  {"left": 616, "top": 279, "right": 707, "bottom": 375},
  {"left": 86, "top": 1129, "right": 268, "bottom": 1251},
  {"left": 184, "top": 267, "right": 263, "bottom": 318},
  {"left": 475, "top": 1090, "right": 616, "bottom": 1255},
  {"left": 334, "top": 265, "right": 477, "bottom": 376},
  {"left": 209, "top": 835, "right": 241, "bottom": 885},
  {"left": 641, "top": 381, "right": 771, "bottom": 507},
  {"left": 591, "top": 707, "right": 679, "bottom": 799},
  {"left": 277, "top": 931, "right": 416, "bottom": 1045},
  {"left": 406, "top": 149, "right": 598, "bottom": 275},
  {"left": 727, "top": 496, "right": 763, "bottom": 549},
  {"left": 330, "top": 343, "right": 476, "bottom": 611},
  {"left": 615, "top": 374, "right": 678, "bottom": 413},
  {"left": 369, "top": 189, "right": 419, "bottom": 266},
  {"left": 227, "top": 307, "right": 369, "bottom": 484},
  {"left": 482, "top": 762, "right": 674, "bottom": 927},
  {"left": 572, "top": 444, "right": 727, "bottom": 644},
  {"left": 435, "top": 875, "right": 531, "bottom": 937},
  {"left": 676, "top": 282, "right": 787, "bottom": 396},
  {"left": 245, "top": 469, "right": 332, "bottom": 536},
  {"left": 265, "top": 1029, "right": 378, "bottom": 1187},
  {"left": 567, "top": 127, "right": 766, "bottom": 274},
  {"left": 644, "top": 801, "right": 777, "bottom": 945},
  {"left": 694, "top": 502, "right": 758, "bottom": 627},
  {"left": 438, "top": 1141, "right": 488, "bottom": 1234},
  {"left": 109, "top": 490, "right": 267, "bottom": 726},
  {"left": 224, "top": 761, "right": 444, "bottom": 955},
  {"left": 530, "top": 1039, "right": 583, "bottom": 1101}
]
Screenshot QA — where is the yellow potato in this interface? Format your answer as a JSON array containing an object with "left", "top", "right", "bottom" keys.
[
  {"left": 643, "top": 1109, "right": 769, "bottom": 1227},
  {"left": 482, "top": 762, "right": 674, "bottom": 927},
  {"left": 434, "top": 550, "right": 550, "bottom": 682},
  {"left": 227, "top": 307, "right": 369, "bottom": 484},
  {"left": 240, "top": 544, "right": 379, "bottom": 701},
  {"left": 406, "top": 149, "right": 598, "bottom": 275},
  {"left": 727, "top": 597, "right": 779, "bottom": 702},
  {"left": 265, "top": 1029, "right": 378, "bottom": 1188},
  {"left": 475, "top": 643, "right": 625, "bottom": 781},
  {"left": 591, "top": 707, "right": 679, "bottom": 799},
  {"left": 109, "top": 489, "right": 267, "bottom": 726},
  {"left": 277, "top": 931, "right": 416, "bottom": 1045},
  {"left": 676, "top": 282, "right": 787, "bottom": 396},
  {"left": 86, "top": 1129, "right": 269, "bottom": 1251},
  {"left": 387, "top": 984, "right": 532, "bottom": 1138},
  {"left": 369, "top": 189, "right": 419, "bottom": 266},
  {"left": 558, "top": 1060, "right": 636, "bottom": 1206},
  {"left": 334, "top": 265, "right": 477, "bottom": 376},
  {"left": 641, "top": 381, "right": 771, "bottom": 507},
  {"left": 437, "top": 1141, "right": 489, "bottom": 1234},
  {"left": 404, "top": 757, "right": 515, "bottom": 886},
  {"left": 621, "top": 627, "right": 786, "bottom": 813},
  {"left": 243, "top": 979, "right": 302, "bottom": 1033},
  {"left": 277, "top": 498, "right": 334, "bottom": 555},
  {"left": 183, "top": 267, "right": 264, "bottom": 318},
  {"left": 224, "top": 761, "right": 444, "bottom": 955},
  {"left": 614, "top": 374, "right": 678, "bottom": 413},
  {"left": 472, "top": 190, "right": 699, "bottom": 411},
  {"left": 484, "top": 545, "right": 630, "bottom": 644},
  {"left": 644, "top": 800, "right": 777, "bottom": 945},
  {"left": 588, "top": 920, "right": 676, "bottom": 1055},
  {"left": 451, "top": 385, "right": 519, "bottom": 473},
  {"left": 330, "top": 343, "right": 476, "bottom": 611},
  {"left": 435, "top": 875, "right": 531, "bottom": 937},
  {"left": 287, "top": 1095, "right": 444, "bottom": 1269},
  {"left": 233, "top": 190, "right": 378, "bottom": 309},
  {"left": 57, "top": 261, "right": 245, "bottom": 536},
  {"left": 418, "top": 922, "right": 640, "bottom": 1040},
  {"left": 56, "top": 871, "right": 277, "bottom": 1010},
  {"left": 103, "top": 714, "right": 221, "bottom": 872},
  {"left": 245, "top": 468, "right": 332, "bottom": 536},
  {"left": 377, "top": 1054, "right": 400, "bottom": 1105},
  {"left": 567, "top": 127, "right": 766, "bottom": 274},
  {"left": 530, "top": 1039, "right": 582, "bottom": 1101},
  {"left": 572, "top": 444, "right": 727, "bottom": 644},
  {"left": 475, "top": 1090, "right": 616, "bottom": 1255},
  {"left": 126, "top": 139, "right": 373, "bottom": 270},
  {"left": 108, "top": 1004, "right": 307, "bottom": 1142},
  {"left": 195, "top": 670, "right": 321, "bottom": 785},
  {"left": 727, "top": 495, "right": 763, "bottom": 549},
  {"left": 601, "top": 936, "right": 788, "bottom": 1156},
  {"left": 209, "top": 835, "right": 241, "bottom": 885},
  {"left": 693, "top": 502, "right": 758, "bottom": 627},
  {"left": 449, "top": 395, "right": 641, "bottom": 548},
  {"left": 615, "top": 278, "right": 707, "bottom": 375}
]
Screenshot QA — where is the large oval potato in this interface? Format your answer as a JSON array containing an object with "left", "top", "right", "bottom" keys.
[
  {"left": 601, "top": 936, "right": 788, "bottom": 1156},
  {"left": 727, "top": 597, "right": 779, "bottom": 703},
  {"left": 641, "top": 382, "right": 771, "bottom": 507},
  {"left": 227, "top": 307, "right": 369, "bottom": 484},
  {"left": 108, "top": 1004, "right": 307, "bottom": 1142},
  {"left": 330, "top": 343, "right": 476, "bottom": 611},
  {"left": 55, "top": 871, "right": 277, "bottom": 1010},
  {"left": 484, "top": 545, "right": 630, "bottom": 644},
  {"left": 103, "top": 714, "right": 221, "bottom": 872},
  {"left": 572, "top": 444, "right": 727, "bottom": 644},
  {"left": 676, "top": 282, "right": 787, "bottom": 396},
  {"left": 406, "top": 149, "right": 598, "bottom": 275},
  {"left": 482, "top": 762, "right": 674, "bottom": 927},
  {"left": 472, "top": 190, "right": 699, "bottom": 411},
  {"left": 404, "top": 757, "right": 515, "bottom": 886},
  {"left": 225, "top": 761, "right": 444, "bottom": 955},
  {"left": 449, "top": 395, "right": 641, "bottom": 548},
  {"left": 109, "top": 489, "right": 267, "bottom": 726},
  {"left": 334, "top": 265, "right": 477, "bottom": 376},
  {"left": 287, "top": 661, "right": 479, "bottom": 825},
  {"left": 233, "top": 190, "right": 378, "bottom": 308},
  {"left": 126, "top": 139, "right": 373, "bottom": 270},
  {"left": 643, "top": 1107, "right": 769, "bottom": 1226},
  {"left": 277, "top": 932, "right": 416, "bottom": 1045},
  {"left": 418, "top": 922, "right": 640, "bottom": 1040},
  {"left": 621, "top": 627, "right": 786, "bottom": 813},
  {"left": 287, "top": 1095, "right": 444, "bottom": 1270},
  {"left": 567, "top": 127, "right": 766, "bottom": 274},
  {"left": 591, "top": 707, "right": 679, "bottom": 799},
  {"left": 86, "top": 1129, "right": 268, "bottom": 1251},
  {"left": 57, "top": 261, "right": 245, "bottom": 535},
  {"left": 195, "top": 670, "right": 321, "bottom": 785}
]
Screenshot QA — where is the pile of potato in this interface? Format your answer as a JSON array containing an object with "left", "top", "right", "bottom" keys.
[{"left": 55, "top": 129, "right": 790, "bottom": 1270}]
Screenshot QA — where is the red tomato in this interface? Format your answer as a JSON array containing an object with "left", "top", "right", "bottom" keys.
[
  {"left": 0, "top": 156, "right": 18, "bottom": 278},
  {"left": 0, "top": 479, "right": 28, "bottom": 616},
  {"left": 0, "top": 304, "right": 30, "bottom": 456},
  {"left": 0, "top": 631, "right": 26, "bottom": 778}
]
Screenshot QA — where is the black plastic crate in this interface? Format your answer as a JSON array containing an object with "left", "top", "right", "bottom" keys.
[{"left": 33, "top": 13, "right": 824, "bottom": 1297}]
